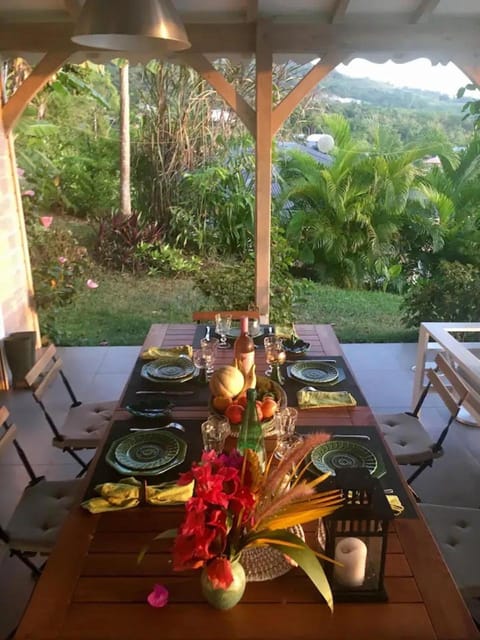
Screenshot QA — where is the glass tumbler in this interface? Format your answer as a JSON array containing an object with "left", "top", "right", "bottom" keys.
[{"left": 201, "top": 416, "right": 230, "bottom": 453}]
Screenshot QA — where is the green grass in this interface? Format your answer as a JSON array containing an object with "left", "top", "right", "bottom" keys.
[{"left": 49, "top": 271, "right": 418, "bottom": 346}]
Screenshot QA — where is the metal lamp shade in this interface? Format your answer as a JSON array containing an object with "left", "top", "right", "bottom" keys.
[{"left": 71, "top": 0, "right": 191, "bottom": 53}]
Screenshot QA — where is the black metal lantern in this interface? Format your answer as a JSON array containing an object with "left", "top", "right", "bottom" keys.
[{"left": 323, "top": 468, "right": 394, "bottom": 602}]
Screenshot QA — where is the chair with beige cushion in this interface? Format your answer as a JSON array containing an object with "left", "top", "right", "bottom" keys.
[
  {"left": 377, "top": 352, "right": 472, "bottom": 485},
  {"left": 25, "top": 344, "right": 116, "bottom": 475},
  {"left": 0, "top": 406, "right": 82, "bottom": 577},
  {"left": 420, "top": 503, "right": 480, "bottom": 598}
]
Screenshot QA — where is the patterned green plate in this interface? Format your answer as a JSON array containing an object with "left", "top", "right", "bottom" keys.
[
  {"left": 310, "top": 440, "right": 378, "bottom": 477},
  {"left": 106, "top": 430, "right": 185, "bottom": 474},
  {"left": 289, "top": 360, "right": 339, "bottom": 384},
  {"left": 143, "top": 356, "right": 195, "bottom": 381}
]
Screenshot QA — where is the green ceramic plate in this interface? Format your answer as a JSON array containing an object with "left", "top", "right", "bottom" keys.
[
  {"left": 140, "top": 364, "right": 198, "bottom": 384},
  {"left": 289, "top": 360, "right": 339, "bottom": 384},
  {"left": 143, "top": 356, "right": 195, "bottom": 381},
  {"left": 105, "top": 430, "right": 186, "bottom": 475},
  {"left": 226, "top": 327, "right": 263, "bottom": 339},
  {"left": 310, "top": 440, "right": 378, "bottom": 477}
]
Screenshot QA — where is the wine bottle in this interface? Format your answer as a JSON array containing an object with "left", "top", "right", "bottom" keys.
[
  {"left": 237, "top": 388, "right": 266, "bottom": 469},
  {"left": 233, "top": 316, "right": 255, "bottom": 378}
]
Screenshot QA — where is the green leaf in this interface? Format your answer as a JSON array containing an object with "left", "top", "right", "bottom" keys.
[
  {"left": 245, "top": 529, "right": 334, "bottom": 612},
  {"left": 138, "top": 528, "right": 177, "bottom": 565}
]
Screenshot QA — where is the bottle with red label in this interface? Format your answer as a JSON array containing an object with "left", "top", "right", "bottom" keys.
[{"left": 233, "top": 316, "right": 255, "bottom": 378}]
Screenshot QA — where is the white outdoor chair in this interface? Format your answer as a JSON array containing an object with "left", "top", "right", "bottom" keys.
[
  {"left": 420, "top": 503, "right": 480, "bottom": 599},
  {"left": 0, "top": 406, "right": 82, "bottom": 577},
  {"left": 377, "top": 352, "right": 473, "bottom": 485},
  {"left": 25, "top": 344, "right": 117, "bottom": 476}
]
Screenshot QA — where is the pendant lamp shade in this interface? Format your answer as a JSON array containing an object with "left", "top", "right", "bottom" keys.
[{"left": 71, "top": 0, "right": 191, "bottom": 54}]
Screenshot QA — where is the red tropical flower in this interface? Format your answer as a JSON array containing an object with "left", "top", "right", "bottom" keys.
[{"left": 206, "top": 557, "right": 234, "bottom": 590}]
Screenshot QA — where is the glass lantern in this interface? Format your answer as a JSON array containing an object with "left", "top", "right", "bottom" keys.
[{"left": 323, "top": 468, "right": 394, "bottom": 602}]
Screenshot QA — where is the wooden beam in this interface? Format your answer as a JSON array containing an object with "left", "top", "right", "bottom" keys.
[
  {"left": 2, "top": 50, "right": 73, "bottom": 133},
  {"left": 330, "top": 0, "right": 350, "bottom": 24},
  {"left": 255, "top": 20, "right": 273, "bottom": 322},
  {"left": 181, "top": 53, "right": 256, "bottom": 136},
  {"left": 245, "top": 0, "right": 258, "bottom": 23},
  {"left": 455, "top": 63, "right": 480, "bottom": 87},
  {"left": 271, "top": 54, "right": 342, "bottom": 136},
  {"left": 2, "top": 19, "right": 479, "bottom": 57},
  {"left": 63, "top": 0, "right": 83, "bottom": 19},
  {"left": 410, "top": 0, "right": 439, "bottom": 24}
]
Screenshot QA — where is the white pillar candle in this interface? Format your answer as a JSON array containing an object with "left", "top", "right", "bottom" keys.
[{"left": 333, "top": 537, "right": 367, "bottom": 587}]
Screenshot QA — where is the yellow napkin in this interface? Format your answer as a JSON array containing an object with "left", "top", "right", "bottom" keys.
[
  {"left": 140, "top": 345, "right": 193, "bottom": 360},
  {"left": 297, "top": 389, "right": 357, "bottom": 409},
  {"left": 387, "top": 495, "right": 405, "bottom": 517},
  {"left": 81, "top": 477, "right": 194, "bottom": 514}
]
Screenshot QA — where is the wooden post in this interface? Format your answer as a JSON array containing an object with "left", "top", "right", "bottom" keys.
[{"left": 255, "top": 20, "right": 273, "bottom": 323}]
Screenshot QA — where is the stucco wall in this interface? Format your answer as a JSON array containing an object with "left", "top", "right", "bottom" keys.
[{"left": 0, "top": 101, "right": 38, "bottom": 388}]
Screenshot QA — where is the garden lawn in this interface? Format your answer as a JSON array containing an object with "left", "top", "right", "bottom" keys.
[{"left": 51, "top": 272, "right": 418, "bottom": 346}]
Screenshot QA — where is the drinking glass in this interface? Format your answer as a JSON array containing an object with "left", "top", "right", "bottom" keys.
[
  {"left": 264, "top": 336, "right": 286, "bottom": 376},
  {"left": 215, "top": 313, "right": 232, "bottom": 349},
  {"left": 274, "top": 407, "right": 301, "bottom": 460},
  {"left": 200, "top": 337, "right": 219, "bottom": 375},
  {"left": 193, "top": 349, "right": 208, "bottom": 383},
  {"left": 201, "top": 416, "right": 230, "bottom": 453}
]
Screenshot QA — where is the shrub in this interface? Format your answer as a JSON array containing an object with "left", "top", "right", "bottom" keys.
[
  {"left": 134, "top": 242, "right": 201, "bottom": 276},
  {"left": 95, "top": 212, "right": 164, "bottom": 272},
  {"left": 401, "top": 260, "right": 480, "bottom": 328}
]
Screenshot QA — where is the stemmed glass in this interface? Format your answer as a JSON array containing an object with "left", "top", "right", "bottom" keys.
[
  {"left": 264, "top": 336, "right": 286, "bottom": 382},
  {"left": 215, "top": 313, "right": 232, "bottom": 349},
  {"left": 274, "top": 407, "right": 301, "bottom": 460},
  {"left": 200, "top": 337, "right": 218, "bottom": 376}
]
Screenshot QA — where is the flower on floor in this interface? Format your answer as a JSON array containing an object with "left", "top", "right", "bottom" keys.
[
  {"left": 147, "top": 435, "right": 343, "bottom": 611},
  {"left": 147, "top": 584, "right": 169, "bottom": 608}
]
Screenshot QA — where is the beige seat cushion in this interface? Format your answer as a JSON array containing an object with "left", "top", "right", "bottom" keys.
[
  {"left": 7, "top": 479, "right": 82, "bottom": 554},
  {"left": 420, "top": 504, "right": 480, "bottom": 598},
  {"left": 377, "top": 412, "right": 438, "bottom": 465},
  {"left": 54, "top": 400, "right": 117, "bottom": 449}
]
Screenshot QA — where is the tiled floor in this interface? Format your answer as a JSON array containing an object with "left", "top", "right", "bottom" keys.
[{"left": 1, "top": 342, "right": 480, "bottom": 638}]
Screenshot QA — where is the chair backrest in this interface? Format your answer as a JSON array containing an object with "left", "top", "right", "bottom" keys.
[
  {"left": 192, "top": 310, "right": 260, "bottom": 322},
  {"left": 0, "top": 405, "right": 38, "bottom": 482},
  {"left": 25, "top": 343, "right": 62, "bottom": 399},
  {"left": 427, "top": 353, "right": 470, "bottom": 417}
]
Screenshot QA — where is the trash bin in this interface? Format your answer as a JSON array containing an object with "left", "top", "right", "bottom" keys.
[{"left": 3, "top": 331, "right": 36, "bottom": 389}]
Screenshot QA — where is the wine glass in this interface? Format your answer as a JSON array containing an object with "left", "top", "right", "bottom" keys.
[
  {"left": 274, "top": 407, "right": 301, "bottom": 460},
  {"left": 264, "top": 336, "right": 286, "bottom": 376},
  {"left": 215, "top": 313, "right": 232, "bottom": 349},
  {"left": 200, "top": 337, "right": 218, "bottom": 375}
]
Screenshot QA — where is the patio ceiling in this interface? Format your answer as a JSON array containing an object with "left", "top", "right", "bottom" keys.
[{"left": 1, "top": 1, "right": 480, "bottom": 322}]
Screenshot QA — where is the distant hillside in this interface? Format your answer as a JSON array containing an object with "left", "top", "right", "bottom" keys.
[{"left": 319, "top": 70, "right": 468, "bottom": 112}]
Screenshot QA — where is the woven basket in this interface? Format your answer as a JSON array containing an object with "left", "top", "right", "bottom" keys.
[{"left": 240, "top": 524, "right": 305, "bottom": 582}]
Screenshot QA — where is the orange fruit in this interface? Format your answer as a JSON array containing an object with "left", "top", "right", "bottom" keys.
[
  {"left": 225, "top": 403, "right": 245, "bottom": 425},
  {"left": 256, "top": 401, "right": 264, "bottom": 422},
  {"left": 236, "top": 393, "right": 248, "bottom": 408},
  {"left": 212, "top": 395, "right": 232, "bottom": 414},
  {"left": 261, "top": 397, "right": 278, "bottom": 419}
]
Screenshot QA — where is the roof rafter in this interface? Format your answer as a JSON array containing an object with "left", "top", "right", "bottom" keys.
[
  {"left": 329, "top": 0, "right": 350, "bottom": 24},
  {"left": 410, "top": 0, "right": 440, "bottom": 24}
]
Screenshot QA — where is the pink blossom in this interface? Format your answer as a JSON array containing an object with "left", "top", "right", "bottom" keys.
[
  {"left": 22, "top": 190, "right": 35, "bottom": 197},
  {"left": 17, "top": 167, "right": 25, "bottom": 177},
  {"left": 147, "top": 584, "right": 169, "bottom": 608},
  {"left": 40, "top": 216, "right": 53, "bottom": 228},
  {"left": 86, "top": 279, "right": 99, "bottom": 289},
  {"left": 58, "top": 256, "right": 67, "bottom": 264}
]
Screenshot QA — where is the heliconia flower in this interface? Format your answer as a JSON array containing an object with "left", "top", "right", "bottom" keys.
[
  {"left": 58, "top": 256, "right": 67, "bottom": 264},
  {"left": 40, "top": 216, "right": 53, "bottom": 228},
  {"left": 147, "top": 584, "right": 169, "bottom": 608},
  {"left": 22, "top": 189, "right": 35, "bottom": 197},
  {"left": 17, "top": 167, "right": 25, "bottom": 177},
  {"left": 86, "top": 279, "right": 99, "bottom": 289}
]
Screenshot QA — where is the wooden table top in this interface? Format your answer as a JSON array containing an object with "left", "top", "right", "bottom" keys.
[{"left": 15, "top": 324, "right": 479, "bottom": 640}]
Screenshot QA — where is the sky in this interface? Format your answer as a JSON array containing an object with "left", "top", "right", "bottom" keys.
[{"left": 336, "top": 58, "right": 474, "bottom": 97}]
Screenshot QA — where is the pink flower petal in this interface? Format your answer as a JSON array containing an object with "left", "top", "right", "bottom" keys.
[
  {"left": 17, "top": 167, "right": 25, "bottom": 177},
  {"left": 147, "top": 584, "right": 169, "bottom": 608},
  {"left": 22, "top": 189, "right": 35, "bottom": 197},
  {"left": 40, "top": 216, "right": 53, "bottom": 228},
  {"left": 58, "top": 256, "right": 67, "bottom": 264},
  {"left": 86, "top": 279, "right": 99, "bottom": 289}
]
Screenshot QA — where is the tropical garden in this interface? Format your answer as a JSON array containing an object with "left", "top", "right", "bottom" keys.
[{"left": 6, "top": 58, "right": 480, "bottom": 345}]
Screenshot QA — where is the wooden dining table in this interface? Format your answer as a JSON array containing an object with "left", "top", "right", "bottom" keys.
[{"left": 14, "top": 323, "right": 479, "bottom": 640}]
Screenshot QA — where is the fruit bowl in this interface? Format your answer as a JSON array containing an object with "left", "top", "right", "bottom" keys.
[{"left": 210, "top": 376, "right": 287, "bottom": 436}]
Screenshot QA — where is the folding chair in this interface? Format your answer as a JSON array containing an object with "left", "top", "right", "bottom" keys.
[
  {"left": 0, "top": 406, "right": 82, "bottom": 577},
  {"left": 192, "top": 310, "right": 260, "bottom": 322},
  {"left": 377, "top": 352, "right": 471, "bottom": 485},
  {"left": 420, "top": 503, "right": 480, "bottom": 599},
  {"left": 25, "top": 344, "right": 116, "bottom": 476}
]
